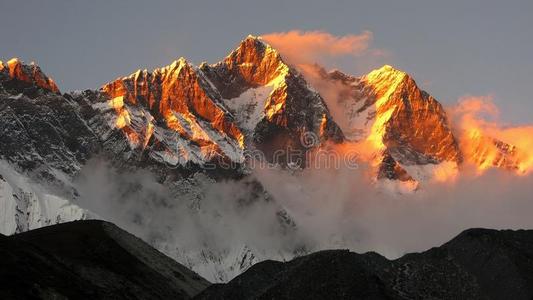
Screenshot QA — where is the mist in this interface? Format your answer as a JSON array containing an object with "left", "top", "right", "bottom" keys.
[
  {"left": 261, "top": 30, "right": 390, "bottom": 77},
  {"left": 73, "top": 159, "right": 303, "bottom": 262},
  {"left": 254, "top": 161, "right": 533, "bottom": 258},
  {"left": 73, "top": 155, "right": 533, "bottom": 267}
]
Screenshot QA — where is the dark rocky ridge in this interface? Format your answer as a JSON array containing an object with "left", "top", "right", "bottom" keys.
[
  {"left": 197, "top": 228, "right": 533, "bottom": 299},
  {"left": 3, "top": 221, "right": 533, "bottom": 299},
  {"left": 1, "top": 220, "right": 209, "bottom": 299}
]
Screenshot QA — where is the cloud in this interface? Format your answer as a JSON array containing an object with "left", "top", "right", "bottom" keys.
[
  {"left": 260, "top": 30, "right": 391, "bottom": 135},
  {"left": 253, "top": 160, "right": 533, "bottom": 258},
  {"left": 261, "top": 30, "right": 388, "bottom": 69},
  {"left": 448, "top": 95, "right": 533, "bottom": 174},
  {"left": 452, "top": 95, "right": 499, "bottom": 120},
  {"left": 73, "top": 158, "right": 302, "bottom": 281}
]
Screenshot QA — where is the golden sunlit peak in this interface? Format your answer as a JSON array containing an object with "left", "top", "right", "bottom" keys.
[
  {"left": 246, "top": 34, "right": 261, "bottom": 40},
  {"left": 244, "top": 34, "right": 268, "bottom": 45},
  {"left": 7, "top": 57, "right": 21, "bottom": 66},
  {"left": 170, "top": 57, "right": 188, "bottom": 68},
  {"left": 367, "top": 64, "right": 407, "bottom": 79},
  {"left": 241, "top": 34, "right": 271, "bottom": 50},
  {"left": 2, "top": 57, "right": 60, "bottom": 93},
  {"left": 6, "top": 58, "right": 22, "bottom": 72},
  {"left": 152, "top": 57, "right": 188, "bottom": 77},
  {"left": 218, "top": 34, "right": 282, "bottom": 68},
  {"left": 379, "top": 64, "right": 395, "bottom": 71},
  {"left": 109, "top": 95, "right": 125, "bottom": 109}
]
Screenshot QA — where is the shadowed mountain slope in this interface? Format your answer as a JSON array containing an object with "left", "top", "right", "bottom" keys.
[
  {"left": 0, "top": 220, "right": 209, "bottom": 300},
  {"left": 197, "top": 228, "right": 533, "bottom": 300}
]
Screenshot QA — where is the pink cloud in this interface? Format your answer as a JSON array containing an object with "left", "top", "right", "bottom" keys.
[{"left": 261, "top": 30, "right": 377, "bottom": 65}]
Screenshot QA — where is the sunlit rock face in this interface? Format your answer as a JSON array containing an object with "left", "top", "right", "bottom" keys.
[
  {"left": 315, "top": 65, "right": 461, "bottom": 182},
  {"left": 201, "top": 36, "right": 343, "bottom": 165},
  {"left": 81, "top": 36, "right": 344, "bottom": 171},
  {"left": 200, "top": 35, "right": 287, "bottom": 98},
  {"left": 0, "top": 58, "right": 60, "bottom": 93},
  {"left": 363, "top": 66, "right": 460, "bottom": 162},
  {"left": 320, "top": 64, "right": 533, "bottom": 182},
  {"left": 99, "top": 58, "right": 245, "bottom": 168},
  {"left": 361, "top": 66, "right": 533, "bottom": 178}
]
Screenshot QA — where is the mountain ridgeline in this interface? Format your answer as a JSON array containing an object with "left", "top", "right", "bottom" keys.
[
  {"left": 2, "top": 221, "right": 533, "bottom": 299},
  {"left": 0, "top": 35, "right": 524, "bottom": 182},
  {"left": 197, "top": 228, "right": 533, "bottom": 299}
]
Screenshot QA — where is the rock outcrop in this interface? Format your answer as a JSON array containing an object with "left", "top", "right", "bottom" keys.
[{"left": 0, "top": 58, "right": 60, "bottom": 93}]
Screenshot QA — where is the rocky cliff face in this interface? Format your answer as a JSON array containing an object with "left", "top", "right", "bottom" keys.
[
  {"left": 362, "top": 66, "right": 460, "bottom": 163},
  {"left": 0, "top": 52, "right": 322, "bottom": 282}
]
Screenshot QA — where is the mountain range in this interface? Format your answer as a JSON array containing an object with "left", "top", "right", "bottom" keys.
[{"left": 0, "top": 35, "right": 529, "bottom": 283}]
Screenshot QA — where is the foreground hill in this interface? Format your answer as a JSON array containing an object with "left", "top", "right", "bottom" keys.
[
  {"left": 0, "top": 220, "right": 209, "bottom": 299},
  {"left": 4, "top": 222, "right": 533, "bottom": 299},
  {"left": 197, "top": 228, "right": 533, "bottom": 299}
]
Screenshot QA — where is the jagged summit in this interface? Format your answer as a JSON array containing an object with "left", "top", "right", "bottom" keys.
[
  {"left": 363, "top": 65, "right": 409, "bottom": 95},
  {"left": 241, "top": 34, "right": 268, "bottom": 48},
  {"left": 241, "top": 34, "right": 269, "bottom": 50},
  {"left": 98, "top": 55, "right": 245, "bottom": 167},
  {"left": 200, "top": 35, "right": 343, "bottom": 164},
  {"left": 0, "top": 58, "right": 60, "bottom": 93},
  {"left": 364, "top": 64, "right": 461, "bottom": 162},
  {"left": 245, "top": 34, "right": 261, "bottom": 40},
  {"left": 203, "top": 34, "right": 288, "bottom": 96}
]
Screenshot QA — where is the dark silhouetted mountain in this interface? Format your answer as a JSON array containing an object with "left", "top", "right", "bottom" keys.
[
  {"left": 0, "top": 220, "right": 209, "bottom": 300},
  {"left": 196, "top": 228, "right": 533, "bottom": 300}
]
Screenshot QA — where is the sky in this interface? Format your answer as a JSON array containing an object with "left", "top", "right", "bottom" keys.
[{"left": 1, "top": 0, "right": 532, "bottom": 123}]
